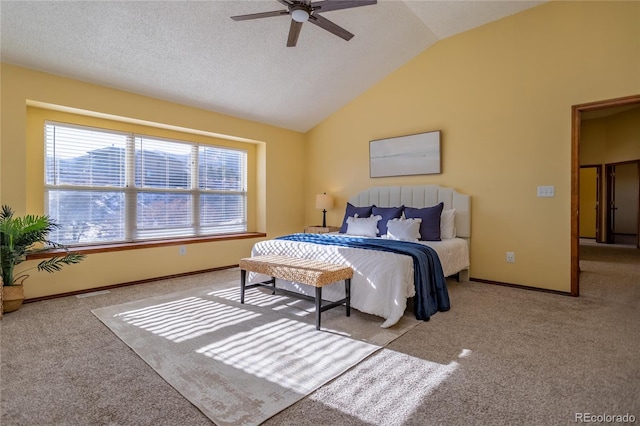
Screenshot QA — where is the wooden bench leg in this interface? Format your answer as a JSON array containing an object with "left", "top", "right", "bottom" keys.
[{"left": 315, "top": 286, "right": 322, "bottom": 330}]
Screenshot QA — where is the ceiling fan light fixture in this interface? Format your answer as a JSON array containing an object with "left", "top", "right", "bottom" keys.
[
  {"left": 231, "top": 0, "right": 378, "bottom": 46},
  {"left": 291, "top": 8, "right": 310, "bottom": 23}
]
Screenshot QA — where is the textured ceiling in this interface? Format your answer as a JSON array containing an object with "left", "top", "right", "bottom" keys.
[{"left": 0, "top": 0, "right": 544, "bottom": 132}]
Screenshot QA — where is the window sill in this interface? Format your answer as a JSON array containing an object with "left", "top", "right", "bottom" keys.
[{"left": 27, "top": 232, "right": 267, "bottom": 260}]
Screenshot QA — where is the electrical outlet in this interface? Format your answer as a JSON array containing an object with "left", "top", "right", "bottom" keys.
[
  {"left": 537, "top": 185, "right": 555, "bottom": 197},
  {"left": 506, "top": 252, "right": 515, "bottom": 263},
  {"left": 179, "top": 246, "right": 186, "bottom": 256}
]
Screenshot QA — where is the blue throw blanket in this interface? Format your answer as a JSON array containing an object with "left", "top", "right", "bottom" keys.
[{"left": 276, "top": 233, "right": 450, "bottom": 321}]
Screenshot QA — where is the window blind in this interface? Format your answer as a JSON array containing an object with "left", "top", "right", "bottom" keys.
[{"left": 44, "top": 121, "right": 247, "bottom": 245}]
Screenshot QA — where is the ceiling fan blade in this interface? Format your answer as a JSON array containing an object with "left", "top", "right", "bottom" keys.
[
  {"left": 310, "top": 0, "right": 377, "bottom": 13},
  {"left": 231, "top": 10, "right": 289, "bottom": 21},
  {"left": 308, "top": 14, "right": 354, "bottom": 41},
  {"left": 287, "top": 20, "right": 303, "bottom": 47}
]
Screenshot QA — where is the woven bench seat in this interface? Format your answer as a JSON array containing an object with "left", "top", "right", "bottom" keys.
[{"left": 239, "top": 254, "right": 353, "bottom": 330}]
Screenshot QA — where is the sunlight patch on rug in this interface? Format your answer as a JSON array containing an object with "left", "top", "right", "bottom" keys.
[
  {"left": 210, "top": 286, "right": 294, "bottom": 308},
  {"left": 115, "top": 296, "right": 261, "bottom": 343},
  {"left": 197, "top": 317, "right": 375, "bottom": 393},
  {"left": 310, "top": 348, "right": 459, "bottom": 426}
]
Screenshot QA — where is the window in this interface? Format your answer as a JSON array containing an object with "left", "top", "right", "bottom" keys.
[{"left": 45, "top": 121, "right": 247, "bottom": 246}]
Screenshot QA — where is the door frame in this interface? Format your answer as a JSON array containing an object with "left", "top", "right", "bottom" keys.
[
  {"left": 571, "top": 94, "right": 640, "bottom": 296},
  {"left": 605, "top": 163, "right": 616, "bottom": 244}
]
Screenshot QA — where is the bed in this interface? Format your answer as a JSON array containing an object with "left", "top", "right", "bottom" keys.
[{"left": 249, "top": 185, "right": 471, "bottom": 328}]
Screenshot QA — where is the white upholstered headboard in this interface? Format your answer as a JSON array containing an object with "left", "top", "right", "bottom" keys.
[{"left": 348, "top": 185, "right": 471, "bottom": 238}]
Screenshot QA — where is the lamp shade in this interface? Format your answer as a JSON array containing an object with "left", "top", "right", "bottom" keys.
[{"left": 315, "top": 193, "right": 334, "bottom": 211}]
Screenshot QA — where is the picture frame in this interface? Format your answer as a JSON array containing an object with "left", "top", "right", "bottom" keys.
[{"left": 369, "top": 130, "right": 441, "bottom": 178}]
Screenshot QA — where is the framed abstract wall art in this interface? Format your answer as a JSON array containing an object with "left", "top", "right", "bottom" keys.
[{"left": 369, "top": 130, "right": 441, "bottom": 178}]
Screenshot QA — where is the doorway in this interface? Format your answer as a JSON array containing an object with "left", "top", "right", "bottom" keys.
[
  {"left": 605, "top": 161, "right": 640, "bottom": 246},
  {"left": 571, "top": 94, "right": 640, "bottom": 296}
]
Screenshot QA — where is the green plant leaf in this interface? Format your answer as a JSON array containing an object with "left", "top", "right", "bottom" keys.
[
  {"left": 36, "top": 254, "right": 87, "bottom": 274},
  {"left": 1, "top": 205, "right": 86, "bottom": 285}
]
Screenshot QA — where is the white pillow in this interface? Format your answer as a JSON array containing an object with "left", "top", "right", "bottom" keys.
[
  {"left": 440, "top": 208, "right": 456, "bottom": 239},
  {"left": 346, "top": 215, "right": 381, "bottom": 238},
  {"left": 385, "top": 218, "right": 422, "bottom": 242}
]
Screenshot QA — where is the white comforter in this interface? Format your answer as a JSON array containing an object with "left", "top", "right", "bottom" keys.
[{"left": 249, "top": 235, "right": 469, "bottom": 328}]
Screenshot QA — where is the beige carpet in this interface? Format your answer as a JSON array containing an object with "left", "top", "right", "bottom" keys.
[
  {"left": 92, "top": 282, "right": 420, "bottom": 426},
  {"left": 2, "top": 246, "right": 638, "bottom": 425}
]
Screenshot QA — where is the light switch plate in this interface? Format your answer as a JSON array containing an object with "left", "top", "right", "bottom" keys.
[{"left": 537, "top": 185, "right": 555, "bottom": 197}]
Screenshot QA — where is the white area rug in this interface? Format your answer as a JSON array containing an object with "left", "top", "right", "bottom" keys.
[{"left": 92, "top": 282, "right": 420, "bottom": 426}]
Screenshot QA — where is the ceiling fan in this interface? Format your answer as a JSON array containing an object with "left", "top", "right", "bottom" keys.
[{"left": 231, "top": 0, "right": 377, "bottom": 47}]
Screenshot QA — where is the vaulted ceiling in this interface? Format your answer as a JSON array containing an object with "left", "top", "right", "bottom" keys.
[{"left": 0, "top": 1, "right": 544, "bottom": 132}]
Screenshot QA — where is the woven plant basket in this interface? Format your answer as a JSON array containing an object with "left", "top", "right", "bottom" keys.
[{"left": 2, "top": 284, "right": 25, "bottom": 313}]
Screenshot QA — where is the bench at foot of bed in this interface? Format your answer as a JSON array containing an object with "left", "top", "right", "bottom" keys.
[{"left": 239, "top": 254, "right": 354, "bottom": 330}]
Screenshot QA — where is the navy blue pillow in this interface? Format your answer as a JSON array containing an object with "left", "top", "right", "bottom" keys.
[
  {"left": 339, "top": 203, "right": 374, "bottom": 233},
  {"left": 404, "top": 203, "right": 444, "bottom": 241},
  {"left": 372, "top": 206, "right": 404, "bottom": 236}
]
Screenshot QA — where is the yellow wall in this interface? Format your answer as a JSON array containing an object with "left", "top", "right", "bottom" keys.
[
  {"left": 304, "top": 1, "right": 640, "bottom": 292},
  {"left": 1, "top": 64, "right": 306, "bottom": 299},
  {"left": 581, "top": 107, "right": 640, "bottom": 165},
  {"left": 580, "top": 119, "right": 608, "bottom": 164},
  {"left": 606, "top": 107, "right": 640, "bottom": 163}
]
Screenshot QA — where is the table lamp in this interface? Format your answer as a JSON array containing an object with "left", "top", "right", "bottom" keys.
[{"left": 315, "top": 193, "right": 334, "bottom": 227}]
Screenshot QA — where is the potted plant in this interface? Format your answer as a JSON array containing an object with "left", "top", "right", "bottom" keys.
[{"left": 0, "top": 205, "right": 86, "bottom": 313}]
